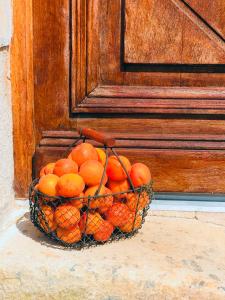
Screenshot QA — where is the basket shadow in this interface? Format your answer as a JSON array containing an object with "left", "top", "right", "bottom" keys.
[{"left": 16, "top": 212, "right": 75, "bottom": 251}]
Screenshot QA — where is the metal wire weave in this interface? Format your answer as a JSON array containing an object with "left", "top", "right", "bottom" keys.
[{"left": 29, "top": 134, "right": 154, "bottom": 249}]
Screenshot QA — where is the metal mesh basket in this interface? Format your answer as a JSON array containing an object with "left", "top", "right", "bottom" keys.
[{"left": 29, "top": 128, "right": 154, "bottom": 249}]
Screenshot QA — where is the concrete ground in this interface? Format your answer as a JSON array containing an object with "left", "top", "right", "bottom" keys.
[{"left": 0, "top": 202, "right": 225, "bottom": 300}]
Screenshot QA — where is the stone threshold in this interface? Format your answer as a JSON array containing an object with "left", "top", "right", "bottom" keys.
[{"left": 0, "top": 200, "right": 225, "bottom": 299}]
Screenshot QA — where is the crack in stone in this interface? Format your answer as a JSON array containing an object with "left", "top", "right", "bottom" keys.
[
  {"left": 150, "top": 214, "right": 196, "bottom": 221},
  {"left": 150, "top": 213, "right": 225, "bottom": 228}
]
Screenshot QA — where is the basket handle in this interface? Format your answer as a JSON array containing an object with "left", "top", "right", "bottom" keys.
[{"left": 77, "top": 127, "right": 116, "bottom": 147}]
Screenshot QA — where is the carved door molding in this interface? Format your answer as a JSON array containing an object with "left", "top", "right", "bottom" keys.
[{"left": 71, "top": 0, "right": 225, "bottom": 115}]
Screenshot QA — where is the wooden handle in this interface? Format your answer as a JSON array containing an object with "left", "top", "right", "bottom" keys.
[{"left": 77, "top": 128, "right": 116, "bottom": 147}]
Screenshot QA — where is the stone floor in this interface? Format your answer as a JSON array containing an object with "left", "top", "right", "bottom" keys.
[{"left": 0, "top": 202, "right": 225, "bottom": 300}]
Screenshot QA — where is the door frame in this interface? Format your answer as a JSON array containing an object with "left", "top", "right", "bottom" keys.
[{"left": 11, "top": 0, "right": 35, "bottom": 197}]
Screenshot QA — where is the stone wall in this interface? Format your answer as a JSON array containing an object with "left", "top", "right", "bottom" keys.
[{"left": 0, "top": 1, "right": 14, "bottom": 221}]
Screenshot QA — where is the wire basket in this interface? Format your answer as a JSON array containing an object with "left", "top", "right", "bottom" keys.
[{"left": 29, "top": 128, "right": 154, "bottom": 249}]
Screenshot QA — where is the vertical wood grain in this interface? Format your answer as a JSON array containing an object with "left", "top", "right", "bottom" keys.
[
  {"left": 33, "top": 0, "right": 74, "bottom": 144},
  {"left": 86, "top": 0, "right": 100, "bottom": 95},
  {"left": 11, "top": 0, "right": 35, "bottom": 197},
  {"left": 71, "top": 0, "right": 87, "bottom": 108}
]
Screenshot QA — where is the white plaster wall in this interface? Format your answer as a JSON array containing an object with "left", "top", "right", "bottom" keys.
[
  {"left": 0, "top": 0, "right": 12, "bottom": 48},
  {"left": 0, "top": 0, "right": 14, "bottom": 218}
]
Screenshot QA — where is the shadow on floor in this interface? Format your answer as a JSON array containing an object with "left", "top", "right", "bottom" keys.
[{"left": 16, "top": 212, "right": 75, "bottom": 251}]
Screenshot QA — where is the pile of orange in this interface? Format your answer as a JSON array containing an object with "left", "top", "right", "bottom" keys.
[{"left": 36, "top": 142, "right": 151, "bottom": 244}]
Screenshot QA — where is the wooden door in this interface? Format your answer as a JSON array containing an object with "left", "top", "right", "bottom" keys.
[{"left": 13, "top": 0, "right": 225, "bottom": 197}]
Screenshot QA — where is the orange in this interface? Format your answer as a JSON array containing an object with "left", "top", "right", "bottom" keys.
[
  {"left": 79, "top": 160, "right": 104, "bottom": 186},
  {"left": 130, "top": 163, "right": 151, "bottom": 187},
  {"left": 67, "top": 152, "right": 73, "bottom": 160},
  {"left": 126, "top": 191, "right": 149, "bottom": 212},
  {"left": 108, "top": 179, "right": 130, "bottom": 199},
  {"left": 79, "top": 212, "right": 103, "bottom": 235},
  {"left": 119, "top": 212, "right": 142, "bottom": 233},
  {"left": 96, "top": 148, "right": 107, "bottom": 166},
  {"left": 97, "top": 187, "right": 114, "bottom": 213},
  {"left": 93, "top": 220, "right": 114, "bottom": 242},
  {"left": 38, "top": 174, "right": 59, "bottom": 197},
  {"left": 53, "top": 158, "right": 78, "bottom": 177},
  {"left": 84, "top": 185, "right": 105, "bottom": 209},
  {"left": 84, "top": 186, "right": 113, "bottom": 210},
  {"left": 56, "top": 173, "right": 85, "bottom": 197},
  {"left": 106, "top": 155, "right": 131, "bottom": 181},
  {"left": 56, "top": 226, "right": 81, "bottom": 244},
  {"left": 38, "top": 205, "right": 57, "bottom": 233},
  {"left": 105, "top": 203, "right": 130, "bottom": 227},
  {"left": 40, "top": 162, "right": 55, "bottom": 177},
  {"left": 55, "top": 204, "right": 80, "bottom": 229},
  {"left": 71, "top": 143, "right": 98, "bottom": 167},
  {"left": 70, "top": 192, "right": 84, "bottom": 209}
]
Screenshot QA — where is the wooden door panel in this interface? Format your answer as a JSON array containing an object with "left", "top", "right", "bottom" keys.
[
  {"left": 124, "top": 0, "right": 225, "bottom": 64},
  {"left": 70, "top": 0, "right": 225, "bottom": 115},
  {"left": 184, "top": 0, "right": 225, "bottom": 39},
  {"left": 124, "top": 0, "right": 183, "bottom": 64}
]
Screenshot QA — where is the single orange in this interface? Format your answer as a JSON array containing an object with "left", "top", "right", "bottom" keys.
[
  {"left": 106, "top": 155, "right": 131, "bottom": 181},
  {"left": 70, "top": 192, "right": 84, "bottom": 209},
  {"left": 93, "top": 220, "right": 114, "bottom": 242},
  {"left": 108, "top": 179, "right": 130, "bottom": 199},
  {"left": 79, "top": 212, "right": 103, "bottom": 235},
  {"left": 84, "top": 186, "right": 113, "bottom": 211},
  {"left": 130, "top": 163, "right": 151, "bottom": 187},
  {"left": 34, "top": 184, "right": 39, "bottom": 190},
  {"left": 38, "top": 205, "right": 57, "bottom": 233},
  {"left": 38, "top": 174, "right": 59, "bottom": 197},
  {"left": 56, "top": 173, "right": 85, "bottom": 197},
  {"left": 67, "top": 152, "right": 73, "bottom": 160},
  {"left": 96, "top": 148, "right": 107, "bottom": 166},
  {"left": 53, "top": 158, "right": 78, "bottom": 177},
  {"left": 126, "top": 191, "right": 149, "bottom": 212},
  {"left": 56, "top": 226, "right": 81, "bottom": 244},
  {"left": 119, "top": 212, "right": 142, "bottom": 233},
  {"left": 84, "top": 185, "right": 105, "bottom": 209},
  {"left": 71, "top": 143, "right": 98, "bottom": 167},
  {"left": 97, "top": 187, "right": 113, "bottom": 214},
  {"left": 39, "top": 162, "right": 55, "bottom": 177},
  {"left": 55, "top": 204, "right": 80, "bottom": 229},
  {"left": 105, "top": 203, "right": 130, "bottom": 227},
  {"left": 79, "top": 160, "right": 104, "bottom": 186}
]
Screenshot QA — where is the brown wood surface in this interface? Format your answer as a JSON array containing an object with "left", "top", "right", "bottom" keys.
[
  {"left": 12, "top": 0, "right": 225, "bottom": 196},
  {"left": 80, "top": 85, "right": 225, "bottom": 114},
  {"left": 34, "top": 131, "right": 225, "bottom": 193},
  {"left": 96, "top": 0, "right": 225, "bottom": 89},
  {"left": 33, "top": 0, "right": 74, "bottom": 143},
  {"left": 76, "top": 100, "right": 225, "bottom": 115},
  {"left": 11, "top": 0, "right": 35, "bottom": 197},
  {"left": 77, "top": 118, "right": 225, "bottom": 136},
  {"left": 41, "top": 130, "right": 225, "bottom": 142},
  {"left": 86, "top": 0, "right": 100, "bottom": 95},
  {"left": 184, "top": 0, "right": 225, "bottom": 40},
  {"left": 72, "top": 0, "right": 225, "bottom": 114},
  {"left": 125, "top": 0, "right": 225, "bottom": 64},
  {"left": 72, "top": 0, "right": 87, "bottom": 106},
  {"left": 40, "top": 138, "right": 225, "bottom": 150},
  {"left": 89, "top": 86, "right": 225, "bottom": 99}
]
